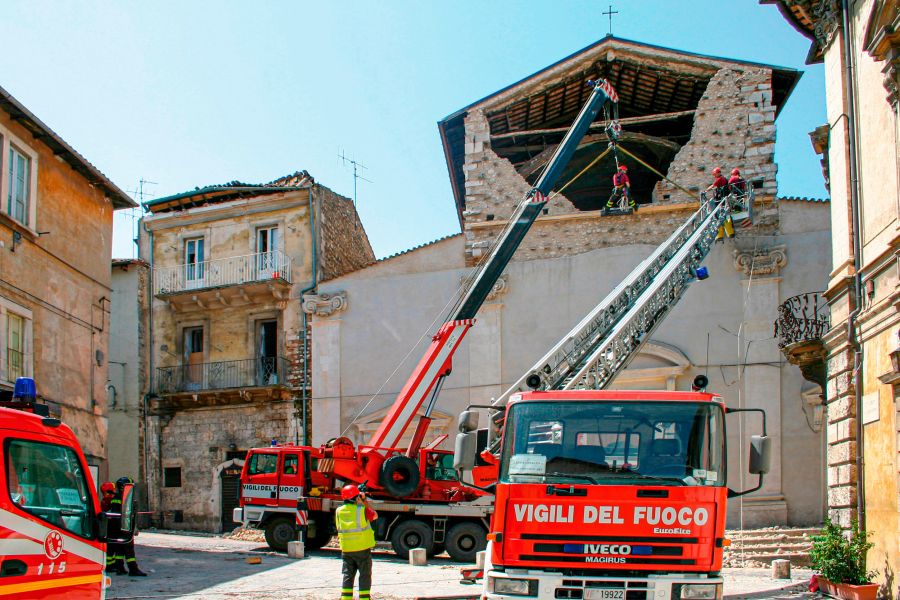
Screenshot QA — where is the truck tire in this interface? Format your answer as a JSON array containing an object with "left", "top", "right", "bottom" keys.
[
  {"left": 445, "top": 521, "right": 486, "bottom": 562},
  {"left": 380, "top": 455, "right": 420, "bottom": 497},
  {"left": 264, "top": 517, "right": 296, "bottom": 552},
  {"left": 305, "top": 511, "right": 333, "bottom": 551},
  {"left": 390, "top": 519, "right": 434, "bottom": 559}
]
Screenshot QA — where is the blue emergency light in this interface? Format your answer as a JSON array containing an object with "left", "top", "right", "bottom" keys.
[
  {"left": 692, "top": 266, "right": 709, "bottom": 281},
  {"left": 13, "top": 377, "right": 36, "bottom": 401}
]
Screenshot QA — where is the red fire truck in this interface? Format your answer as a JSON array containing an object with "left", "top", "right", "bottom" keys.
[
  {"left": 455, "top": 390, "right": 770, "bottom": 599},
  {"left": 0, "top": 377, "right": 136, "bottom": 599}
]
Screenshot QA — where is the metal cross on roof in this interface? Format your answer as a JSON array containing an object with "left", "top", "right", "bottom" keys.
[{"left": 602, "top": 4, "right": 618, "bottom": 35}]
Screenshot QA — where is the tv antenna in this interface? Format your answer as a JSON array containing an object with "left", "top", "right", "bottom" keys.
[
  {"left": 339, "top": 150, "right": 373, "bottom": 206},
  {"left": 125, "top": 178, "right": 157, "bottom": 258}
]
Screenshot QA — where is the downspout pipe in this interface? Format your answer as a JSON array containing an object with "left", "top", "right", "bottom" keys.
[
  {"left": 841, "top": 0, "right": 866, "bottom": 532},
  {"left": 141, "top": 219, "right": 158, "bottom": 518},
  {"left": 298, "top": 183, "right": 318, "bottom": 445}
]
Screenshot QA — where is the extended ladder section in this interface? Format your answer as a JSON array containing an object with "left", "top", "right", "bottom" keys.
[{"left": 493, "top": 193, "right": 743, "bottom": 409}]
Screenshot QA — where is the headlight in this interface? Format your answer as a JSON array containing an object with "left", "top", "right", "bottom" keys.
[
  {"left": 674, "top": 583, "right": 723, "bottom": 599},
  {"left": 490, "top": 576, "right": 538, "bottom": 596}
]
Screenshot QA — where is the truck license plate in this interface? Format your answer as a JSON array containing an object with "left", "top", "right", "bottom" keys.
[{"left": 585, "top": 590, "right": 624, "bottom": 600}]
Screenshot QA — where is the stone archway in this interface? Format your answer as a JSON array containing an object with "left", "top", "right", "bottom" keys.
[
  {"left": 211, "top": 458, "right": 245, "bottom": 533},
  {"left": 607, "top": 341, "right": 692, "bottom": 390}
]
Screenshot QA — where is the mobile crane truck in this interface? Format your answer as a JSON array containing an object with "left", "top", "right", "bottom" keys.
[{"left": 0, "top": 377, "right": 137, "bottom": 599}]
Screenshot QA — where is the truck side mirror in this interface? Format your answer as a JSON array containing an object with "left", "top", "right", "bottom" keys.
[
  {"left": 458, "top": 410, "right": 479, "bottom": 433},
  {"left": 454, "top": 432, "right": 477, "bottom": 470},
  {"left": 95, "top": 510, "right": 108, "bottom": 540},
  {"left": 749, "top": 435, "right": 771, "bottom": 475}
]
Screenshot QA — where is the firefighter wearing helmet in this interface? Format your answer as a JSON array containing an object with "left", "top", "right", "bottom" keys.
[
  {"left": 105, "top": 476, "right": 147, "bottom": 576},
  {"left": 336, "top": 484, "right": 378, "bottom": 600},
  {"left": 706, "top": 166, "right": 729, "bottom": 200},
  {"left": 728, "top": 167, "right": 747, "bottom": 195},
  {"left": 606, "top": 164, "right": 635, "bottom": 209}
]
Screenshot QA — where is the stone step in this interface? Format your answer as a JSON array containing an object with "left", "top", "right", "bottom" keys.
[
  {"left": 726, "top": 552, "right": 812, "bottom": 567},
  {"left": 726, "top": 543, "right": 811, "bottom": 554}
]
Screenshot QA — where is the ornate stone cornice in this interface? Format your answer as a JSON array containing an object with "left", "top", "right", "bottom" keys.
[
  {"left": 733, "top": 245, "right": 788, "bottom": 277},
  {"left": 808, "top": 0, "right": 842, "bottom": 49},
  {"left": 302, "top": 292, "right": 347, "bottom": 316}
]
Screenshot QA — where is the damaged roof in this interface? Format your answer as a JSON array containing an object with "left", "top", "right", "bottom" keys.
[
  {"left": 0, "top": 85, "right": 136, "bottom": 210},
  {"left": 143, "top": 170, "right": 315, "bottom": 214},
  {"left": 438, "top": 35, "right": 801, "bottom": 226}
]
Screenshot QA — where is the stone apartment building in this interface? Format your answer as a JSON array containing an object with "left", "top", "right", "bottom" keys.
[
  {"left": 138, "top": 171, "right": 373, "bottom": 531},
  {"left": 0, "top": 85, "right": 136, "bottom": 482},
  {"left": 312, "top": 37, "right": 833, "bottom": 528},
  {"left": 766, "top": 0, "right": 900, "bottom": 594}
]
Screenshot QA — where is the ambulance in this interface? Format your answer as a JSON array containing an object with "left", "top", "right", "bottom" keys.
[{"left": 0, "top": 377, "right": 135, "bottom": 599}]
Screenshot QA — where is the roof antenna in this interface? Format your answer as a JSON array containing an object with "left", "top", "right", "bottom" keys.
[
  {"left": 602, "top": 4, "right": 618, "bottom": 36},
  {"left": 338, "top": 150, "right": 373, "bottom": 207},
  {"left": 125, "top": 178, "right": 157, "bottom": 259}
]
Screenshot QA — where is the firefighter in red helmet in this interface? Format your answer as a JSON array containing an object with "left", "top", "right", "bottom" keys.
[
  {"left": 336, "top": 484, "right": 378, "bottom": 600},
  {"left": 706, "top": 166, "right": 729, "bottom": 200},
  {"left": 606, "top": 164, "right": 635, "bottom": 209}
]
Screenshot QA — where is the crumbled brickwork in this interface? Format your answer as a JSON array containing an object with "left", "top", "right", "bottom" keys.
[
  {"left": 459, "top": 67, "right": 780, "bottom": 266},
  {"left": 656, "top": 68, "right": 778, "bottom": 203},
  {"left": 317, "top": 185, "right": 375, "bottom": 281}
]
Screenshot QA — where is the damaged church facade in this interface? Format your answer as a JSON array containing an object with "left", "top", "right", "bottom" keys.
[{"left": 311, "top": 37, "right": 833, "bottom": 528}]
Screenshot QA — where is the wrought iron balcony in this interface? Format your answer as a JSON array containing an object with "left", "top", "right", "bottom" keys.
[
  {"left": 155, "top": 356, "right": 289, "bottom": 395},
  {"left": 775, "top": 292, "right": 829, "bottom": 389},
  {"left": 153, "top": 250, "right": 292, "bottom": 297}
]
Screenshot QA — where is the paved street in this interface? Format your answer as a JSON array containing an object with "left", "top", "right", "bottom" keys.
[{"left": 104, "top": 531, "right": 819, "bottom": 599}]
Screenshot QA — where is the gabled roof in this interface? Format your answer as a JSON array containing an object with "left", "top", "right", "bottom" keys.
[
  {"left": 143, "top": 170, "right": 314, "bottom": 214},
  {"left": 0, "top": 85, "right": 136, "bottom": 209},
  {"left": 437, "top": 36, "right": 801, "bottom": 226}
]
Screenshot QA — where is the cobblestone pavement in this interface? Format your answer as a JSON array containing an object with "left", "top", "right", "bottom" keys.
[{"left": 105, "top": 532, "right": 820, "bottom": 599}]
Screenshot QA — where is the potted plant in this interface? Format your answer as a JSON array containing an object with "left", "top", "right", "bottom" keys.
[{"left": 809, "top": 518, "right": 879, "bottom": 600}]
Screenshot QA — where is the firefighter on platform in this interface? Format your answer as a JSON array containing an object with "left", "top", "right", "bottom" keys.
[
  {"left": 706, "top": 167, "right": 729, "bottom": 200},
  {"left": 728, "top": 168, "right": 746, "bottom": 195},
  {"left": 606, "top": 164, "right": 635, "bottom": 209},
  {"left": 336, "top": 484, "right": 378, "bottom": 600},
  {"left": 114, "top": 477, "right": 147, "bottom": 576}
]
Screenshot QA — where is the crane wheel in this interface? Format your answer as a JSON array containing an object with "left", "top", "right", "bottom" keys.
[
  {"left": 390, "top": 519, "right": 434, "bottom": 559},
  {"left": 263, "top": 517, "right": 296, "bottom": 552},
  {"left": 445, "top": 521, "right": 487, "bottom": 562},
  {"left": 379, "top": 455, "right": 420, "bottom": 497}
]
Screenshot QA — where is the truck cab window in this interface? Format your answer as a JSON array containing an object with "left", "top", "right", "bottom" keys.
[
  {"left": 248, "top": 453, "right": 278, "bottom": 475},
  {"left": 5, "top": 439, "right": 94, "bottom": 539},
  {"left": 283, "top": 454, "right": 298, "bottom": 475}
]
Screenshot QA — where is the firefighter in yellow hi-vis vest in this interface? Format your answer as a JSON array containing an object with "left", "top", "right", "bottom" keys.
[{"left": 336, "top": 484, "right": 378, "bottom": 600}]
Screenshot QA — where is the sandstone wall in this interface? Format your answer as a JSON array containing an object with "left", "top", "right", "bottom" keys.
[
  {"left": 157, "top": 403, "right": 293, "bottom": 531},
  {"left": 317, "top": 185, "right": 375, "bottom": 281}
]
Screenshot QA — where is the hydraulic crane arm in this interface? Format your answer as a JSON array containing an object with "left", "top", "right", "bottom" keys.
[{"left": 368, "top": 79, "right": 619, "bottom": 453}]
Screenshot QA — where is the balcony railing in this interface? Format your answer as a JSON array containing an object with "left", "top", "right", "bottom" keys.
[
  {"left": 775, "top": 292, "right": 830, "bottom": 348},
  {"left": 153, "top": 250, "right": 292, "bottom": 296},
  {"left": 155, "top": 357, "right": 289, "bottom": 395}
]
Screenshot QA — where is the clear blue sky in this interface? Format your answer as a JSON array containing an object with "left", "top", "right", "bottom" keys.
[{"left": 0, "top": 1, "right": 824, "bottom": 260}]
